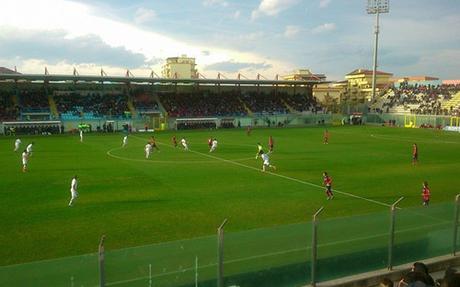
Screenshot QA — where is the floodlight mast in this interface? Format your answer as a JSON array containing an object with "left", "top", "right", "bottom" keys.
[{"left": 367, "top": 0, "right": 389, "bottom": 102}]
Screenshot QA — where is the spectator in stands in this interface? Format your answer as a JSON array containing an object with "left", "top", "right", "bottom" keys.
[
  {"left": 397, "top": 262, "right": 435, "bottom": 287},
  {"left": 380, "top": 278, "right": 394, "bottom": 287},
  {"left": 412, "top": 262, "right": 435, "bottom": 286},
  {"left": 372, "top": 82, "right": 460, "bottom": 116}
]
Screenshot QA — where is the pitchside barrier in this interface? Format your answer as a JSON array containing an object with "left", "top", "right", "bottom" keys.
[
  {"left": 366, "top": 113, "right": 455, "bottom": 128},
  {"left": 1, "top": 196, "right": 459, "bottom": 287}
]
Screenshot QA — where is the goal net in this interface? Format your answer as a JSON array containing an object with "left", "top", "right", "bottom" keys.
[{"left": 175, "top": 118, "right": 218, "bottom": 130}]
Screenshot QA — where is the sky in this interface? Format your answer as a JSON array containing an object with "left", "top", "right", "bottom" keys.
[{"left": 0, "top": 0, "right": 459, "bottom": 80}]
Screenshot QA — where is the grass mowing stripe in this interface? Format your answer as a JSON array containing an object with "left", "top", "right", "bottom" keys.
[{"left": 105, "top": 220, "right": 449, "bottom": 286}]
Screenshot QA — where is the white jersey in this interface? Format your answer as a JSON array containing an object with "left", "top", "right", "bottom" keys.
[
  {"left": 261, "top": 153, "right": 270, "bottom": 165},
  {"left": 26, "top": 144, "right": 33, "bottom": 153},
  {"left": 22, "top": 151, "right": 28, "bottom": 165},
  {"left": 145, "top": 143, "right": 152, "bottom": 152},
  {"left": 210, "top": 140, "right": 218, "bottom": 152},
  {"left": 14, "top": 139, "right": 21, "bottom": 151},
  {"left": 123, "top": 136, "right": 128, "bottom": 144},
  {"left": 181, "top": 139, "right": 187, "bottom": 146},
  {"left": 71, "top": 178, "right": 78, "bottom": 192}
]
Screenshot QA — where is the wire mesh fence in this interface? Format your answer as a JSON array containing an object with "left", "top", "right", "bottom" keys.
[{"left": 1, "top": 197, "right": 459, "bottom": 287}]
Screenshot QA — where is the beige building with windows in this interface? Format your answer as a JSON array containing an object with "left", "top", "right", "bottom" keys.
[
  {"left": 282, "top": 69, "right": 326, "bottom": 82},
  {"left": 162, "top": 55, "right": 198, "bottom": 79},
  {"left": 343, "top": 69, "right": 393, "bottom": 102}
]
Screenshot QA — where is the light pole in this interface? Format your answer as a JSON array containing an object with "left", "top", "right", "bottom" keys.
[{"left": 367, "top": 0, "right": 390, "bottom": 102}]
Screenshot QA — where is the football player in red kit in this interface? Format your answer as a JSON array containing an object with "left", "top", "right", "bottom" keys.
[
  {"left": 323, "top": 172, "right": 334, "bottom": 200},
  {"left": 422, "top": 181, "right": 430, "bottom": 206},
  {"left": 268, "top": 136, "right": 274, "bottom": 153}
]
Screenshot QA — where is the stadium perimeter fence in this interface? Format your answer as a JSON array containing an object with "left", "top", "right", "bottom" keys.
[{"left": 1, "top": 197, "right": 459, "bottom": 287}]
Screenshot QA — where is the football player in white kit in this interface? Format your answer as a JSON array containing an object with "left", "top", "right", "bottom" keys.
[
  {"left": 79, "top": 130, "right": 84, "bottom": 142},
  {"left": 259, "top": 150, "right": 276, "bottom": 172},
  {"left": 21, "top": 149, "right": 29, "bottom": 172},
  {"left": 145, "top": 143, "right": 152, "bottom": 159},
  {"left": 181, "top": 138, "right": 189, "bottom": 151},
  {"left": 68, "top": 176, "right": 78, "bottom": 206},
  {"left": 14, "top": 138, "right": 22, "bottom": 152},
  {"left": 26, "top": 142, "right": 34, "bottom": 156},
  {"left": 122, "top": 135, "right": 128, "bottom": 147},
  {"left": 209, "top": 139, "right": 218, "bottom": 152}
]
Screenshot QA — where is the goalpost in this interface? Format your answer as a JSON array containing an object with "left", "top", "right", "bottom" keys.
[
  {"left": 450, "top": 116, "right": 460, "bottom": 127},
  {"left": 2, "top": 120, "right": 62, "bottom": 135},
  {"left": 445, "top": 116, "right": 460, "bottom": 132},
  {"left": 175, "top": 118, "right": 219, "bottom": 130},
  {"left": 404, "top": 114, "right": 416, "bottom": 128}
]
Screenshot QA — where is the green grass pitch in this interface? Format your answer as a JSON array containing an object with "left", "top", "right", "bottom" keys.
[{"left": 1, "top": 125, "right": 460, "bottom": 267}]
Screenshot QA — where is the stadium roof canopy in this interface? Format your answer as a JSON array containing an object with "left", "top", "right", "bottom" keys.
[{"left": 0, "top": 73, "right": 324, "bottom": 86}]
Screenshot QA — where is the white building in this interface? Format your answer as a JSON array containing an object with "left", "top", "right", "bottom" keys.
[{"left": 162, "top": 55, "right": 198, "bottom": 79}]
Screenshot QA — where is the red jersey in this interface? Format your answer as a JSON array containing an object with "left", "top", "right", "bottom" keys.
[
  {"left": 208, "top": 138, "right": 212, "bottom": 147},
  {"left": 269, "top": 136, "right": 273, "bottom": 147},
  {"left": 422, "top": 187, "right": 430, "bottom": 200},
  {"left": 323, "top": 176, "right": 332, "bottom": 187},
  {"left": 413, "top": 145, "right": 418, "bottom": 155}
]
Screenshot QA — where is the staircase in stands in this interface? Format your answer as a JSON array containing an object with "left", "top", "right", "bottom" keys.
[
  {"left": 238, "top": 97, "right": 253, "bottom": 116},
  {"left": 48, "top": 95, "right": 59, "bottom": 119}
]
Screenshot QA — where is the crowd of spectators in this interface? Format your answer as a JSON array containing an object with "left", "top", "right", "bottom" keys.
[
  {"left": 372, "top": 83, "right": 460, "bottom": 115},
  {"left": 0, "top": 93, "right": 19, "bottom": 120},
  {"left": 159, "top": 91, "right": 246, "bottom": 117},
  {"left": 133, "top": 93, "right": 159, "bottom": 110},
  {"left": 19, "top": 89, "right": 49, "bottom": 112},
  {"left": 378, "top": 262, "right": 460, "bottom": 287},
  {"left": 241, "top": 92, "right": 288, "bottom": 114},
  {"left": 279, "top": 92, "right": 323, "bottom": 113},
  {"left": 54, "top": 92, "right": 128, "bottom": 118}
]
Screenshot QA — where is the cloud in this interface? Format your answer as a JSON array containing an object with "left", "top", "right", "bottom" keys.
[
  {"left": 206, "top": 60, "right": 272, "bottom": 72},
  {"left": 203, "top": 0, "right": 228, "bottom": 7},
  {"left": 0, "top": 29, "right": 146, "bottom": 68},
  {"left": 134, "top": 7, "right": 156, "bottom": 24},
  {"left": 319, "top": 0, "right": 331, "bottom": 8},
  {"left": 251, "top": 0, "right": 300, "bottom": 20},
  {"left": 0, "top": 0, "right": 295, "bottom": 78},
  {"left": 311, "top": 23, "right": 336, "bottom": 34},
  {"left": 284, "top": 25, "right": 300, "bottom": 38},
  {"left": 232, "top": 10, "right": 241, "bottom": 19}
]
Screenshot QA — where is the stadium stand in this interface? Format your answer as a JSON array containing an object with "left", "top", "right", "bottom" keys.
[
  {"left": 240, "top": 91, "right": 288, "bottom": 115},
  {"left": 54, "top": 91, "right": 129, "bottom": 120},
  {"left": 279, "top": 92, "right": 323, "bottom": 113},
  {"left": 132, "top": 92, "right": 159, "bottom": 111},
  {"left": 18, "top": 89, "right": 50, "bottom": 112},
  {"left": 0, "top": 91, "right": 20, "bottom": 120},
  {"left": 371, "top": 82, "right": 460, "bottom": 115},
  {"left": 158, "top": 91, "right": 247, "bottom": 117}
]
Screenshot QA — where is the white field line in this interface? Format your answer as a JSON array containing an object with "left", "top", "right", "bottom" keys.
[
  {"left": 106, "top": 146, "right": 253, "bottom": 164},
  {"left": 128, "top": 134, "right": 458, "bottom": 223},
  {"left": 105, "top": 221, "right": 450, "bottom": 286},
  {"left": 128, "top": 135, "right": 392, "bottom": 208}
]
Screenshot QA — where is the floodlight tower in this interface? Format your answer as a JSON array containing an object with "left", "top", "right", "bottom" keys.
[{"left": 367, "top": 0, "right": 389, "bottom": 102}]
